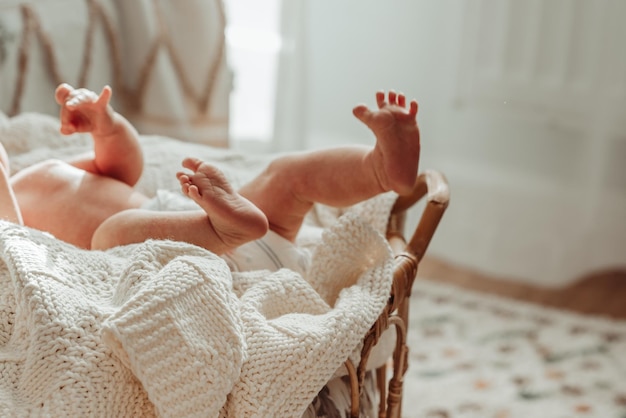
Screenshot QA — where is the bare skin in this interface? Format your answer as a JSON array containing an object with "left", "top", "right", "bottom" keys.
[
  {"left": 176, "top": 158, "right": 268, "bottom": 246},
  {"left": 236, "top": 90, "right": 420, "bottom": 241},
  {"left": 8, "top": 84, "right": 149, "bottom": 249},
  {"left": 165, "top": 89, "right": 420, "bottom": 245},
  {"left": 0, "top": 85, "right": 420, "bottom": 255}
]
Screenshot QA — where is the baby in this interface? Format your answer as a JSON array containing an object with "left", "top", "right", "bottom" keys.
[{"left": 0, "top": 84, "right": 420, "bottom": 268}]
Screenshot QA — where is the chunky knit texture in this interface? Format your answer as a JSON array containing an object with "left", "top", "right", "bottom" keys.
[
  {"left": 0, "top": 206, "right": 393, "bottom": 417},
  {"left": 0, "top": 111, "right": 398, "bottom": 416}
]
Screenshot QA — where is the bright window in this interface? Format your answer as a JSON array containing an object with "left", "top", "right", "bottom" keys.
[{"left": 225, "top": 0, "right": 282, "bottom": 145}]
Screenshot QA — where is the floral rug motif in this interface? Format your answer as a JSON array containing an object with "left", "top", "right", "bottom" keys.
[{"left": 402, "top": 279, "right": 626, "bottom": 418}]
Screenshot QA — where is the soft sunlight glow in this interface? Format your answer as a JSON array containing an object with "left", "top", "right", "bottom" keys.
[
  {"left": 225, "top": 0, "right": 282, "bottom": 144},
  {"left": 225, "top": 26, "right": 283, "bottom": 53}
]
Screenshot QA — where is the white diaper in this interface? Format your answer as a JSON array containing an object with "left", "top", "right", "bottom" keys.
[
  {"left": 142, "top": 190, "right": 311, "bottom": 275},
  {"left": 222, "top": 231, "right": 311, "bottom": 276}
]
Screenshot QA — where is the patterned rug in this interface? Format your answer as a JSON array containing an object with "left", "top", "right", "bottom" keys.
[{"left": 403, "top": 279, "right": 626, "bottom": 418}]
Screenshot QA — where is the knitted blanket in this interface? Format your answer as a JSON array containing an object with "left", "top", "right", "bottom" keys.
[
  {"left": 0, "top": 110, "right": 397, "bottom": 416},
  {"left": 0, "top": 197, "right": 395, "bottom": 417}
]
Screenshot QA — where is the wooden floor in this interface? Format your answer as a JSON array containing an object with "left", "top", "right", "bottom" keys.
[{"left": 417, "top": 256, "right": 626, "bottom": 320}]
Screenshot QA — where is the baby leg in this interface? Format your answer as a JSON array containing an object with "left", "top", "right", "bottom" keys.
[
  {"left": 91, "top": 159, "right": 268, "bottom": 253},
  {"left": 55, "top": 83, "right": 144, "bottom": 186},
  {"left": 238, "top": 90, "right": 420, "bottom": 241}
]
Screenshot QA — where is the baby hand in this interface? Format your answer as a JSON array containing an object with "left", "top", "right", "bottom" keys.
[{"left": 55, "top": 83, "right": 115, "bottom": 136}]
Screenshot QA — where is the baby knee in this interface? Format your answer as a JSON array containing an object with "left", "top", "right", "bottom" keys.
[{"left": 91, "top": 211, "right": 130, "bottom": 250}]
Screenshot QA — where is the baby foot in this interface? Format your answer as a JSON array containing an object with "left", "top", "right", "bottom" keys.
[
  {"left": 177, "top": 157, "right": 268, "bottom": 248},
  {"left": 55, "top": 83, "right": 115, "bottom": 136},
  {"left": 353, "top": 90, "right": 420, "bottom": 195}
]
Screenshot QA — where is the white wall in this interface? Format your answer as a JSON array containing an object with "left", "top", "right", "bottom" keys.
[{"left": 292, "top": 0, "right": 626, "bottom": 286}]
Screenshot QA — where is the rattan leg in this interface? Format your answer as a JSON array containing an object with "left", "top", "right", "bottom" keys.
[
  {"left": 376, "top": 365, "right": 388, "bottom": 418},
  {"left": 386, "top": 316, "right": 408, "bottom": 418},
  {"left": 345, "top": 360, "right": 360, "bottom": 418}
]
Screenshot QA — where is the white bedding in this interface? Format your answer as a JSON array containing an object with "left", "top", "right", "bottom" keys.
[{"left": 0, "top": 112, "right": 398, "bottom": 417}]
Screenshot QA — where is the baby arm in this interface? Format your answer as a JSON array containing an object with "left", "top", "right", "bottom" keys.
[
  {"left": 55, "top": 83, "right": 136, "bottom": 140},
  {"left": 54, "top": 83, "right": 143, "bottom": 186}
]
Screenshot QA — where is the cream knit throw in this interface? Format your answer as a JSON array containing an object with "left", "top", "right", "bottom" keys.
[{"left": 0, "top": 199, "right": 394, "bottom": 417}]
